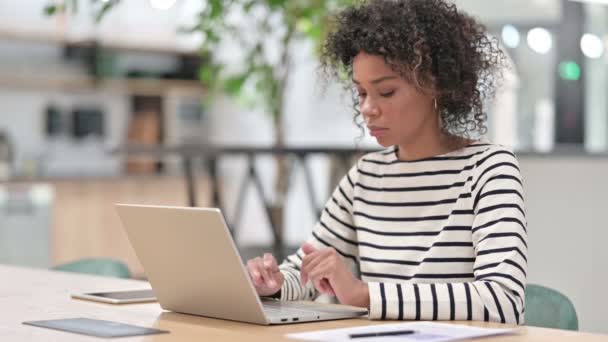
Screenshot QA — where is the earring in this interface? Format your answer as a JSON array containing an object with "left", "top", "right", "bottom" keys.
[{"left": 433, "top": 98, "right": 438, "bottom": 111}]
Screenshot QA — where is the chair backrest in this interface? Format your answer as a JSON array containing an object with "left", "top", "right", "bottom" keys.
[
  {"left": 53, "top": 258, "right": 131, "bottom": 279},
  {"left": 525, "top": 284, "right": 578, "bottom": 331}
]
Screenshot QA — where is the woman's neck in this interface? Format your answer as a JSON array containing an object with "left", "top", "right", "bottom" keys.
[{"left": 396, "top": 130, "right": 471, "bottom": 161}]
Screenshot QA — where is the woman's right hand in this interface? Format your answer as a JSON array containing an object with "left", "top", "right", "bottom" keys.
[{"left": 246, "top": 253, "right": 284, "bottom": 297}]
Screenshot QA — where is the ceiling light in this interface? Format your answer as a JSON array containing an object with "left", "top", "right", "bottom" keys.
[
  {"left": 527, "top": 28, "right": 553, "bottom": 54},
  {"left": 581, "top": 33, "right": 604, "bottom": 59},
  {"left": 502, "top": 25, "right": 520, "bottom": 49}
]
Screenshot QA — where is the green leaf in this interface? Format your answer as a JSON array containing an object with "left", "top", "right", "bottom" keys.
[
  {"left": 223, "top": 73, "right": 249, "bottom": 96},
  {"left": 306, "top": 25, "right": 322, "bottom": 41},
  {"left": 199, "top": 66, "right": 216, "bottom": 85},
  {"left": 243, "top": 0, "right": 256, "bottom": 12},
  {"left": 297, "top": 17, "right": 323, "bottom": 41},
  {"left": 296, "top": 18, "right": 313, "bottom": 33},
  {"left": 209, "top": 0, "right": 224, "bottom": 19},
  {"left": 203, "top": 29, "right": 220, "bottom": 44},
  {"left": 95, "top": 1, "right": 116, "bottom": 23},
  {"left": 44, "top": 4, "right": 58, "bottom": 16},
  {"left": 267, "top": 0, "right": 287, "bottom": 9},
  {"left": 177, "top": 23, "right": 202, "bottom": 34}
]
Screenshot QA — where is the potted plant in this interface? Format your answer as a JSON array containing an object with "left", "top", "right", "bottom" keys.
[{"left": 44, "top": 0, "right": 357, "bottom": 250}]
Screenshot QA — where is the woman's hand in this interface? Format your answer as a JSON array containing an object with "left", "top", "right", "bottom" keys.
[
  {"left": 300, "top": 243, "right": 370, "bottom": 308},
  {"left": 246, "top": 253, "right": 284, "bottom": 297}
]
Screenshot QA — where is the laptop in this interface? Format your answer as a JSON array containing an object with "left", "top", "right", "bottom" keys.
[{"left": 115, "top": 204, "right": 368, "bottom": 325}]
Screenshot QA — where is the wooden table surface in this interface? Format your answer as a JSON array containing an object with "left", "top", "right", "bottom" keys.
[{"left": 1, "top": 265, "right": 605, "bottom": 341}]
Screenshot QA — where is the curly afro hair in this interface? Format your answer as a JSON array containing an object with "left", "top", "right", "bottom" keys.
[{"left": 320, "top": 0, "right": 506, "bottom": 138}]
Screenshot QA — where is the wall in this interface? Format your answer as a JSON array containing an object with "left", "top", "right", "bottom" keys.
[{"left": 520, "top": 155, "right": 608, "bottom": 333}]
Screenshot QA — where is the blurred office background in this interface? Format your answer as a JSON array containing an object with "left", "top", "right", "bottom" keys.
[{"left": 0, "top": 0, "right": 607, "bottom": 333}]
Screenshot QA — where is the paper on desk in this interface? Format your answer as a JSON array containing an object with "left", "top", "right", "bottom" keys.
[{"left": 286, "top": 321, "right": 515, "bottom": 342}]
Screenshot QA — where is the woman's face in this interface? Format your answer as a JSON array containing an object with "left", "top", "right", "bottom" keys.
[{"left": 353, "top": 52, "right": 438, "bottom": 147}]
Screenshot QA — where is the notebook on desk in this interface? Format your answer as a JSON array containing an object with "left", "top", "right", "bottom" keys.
[{"left": 115, "top": 204, "right": 368, "bottom": 325}]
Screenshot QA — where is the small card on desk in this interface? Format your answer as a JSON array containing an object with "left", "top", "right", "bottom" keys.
[{"left": 23, "top": 318, "right": 169, "bottom": 338}]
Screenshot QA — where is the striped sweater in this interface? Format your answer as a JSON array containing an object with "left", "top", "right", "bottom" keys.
[{"left": 278, "top": 139, "right": 527, "bottom": 324}]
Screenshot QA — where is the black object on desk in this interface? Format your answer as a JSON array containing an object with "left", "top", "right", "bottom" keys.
[
  {"left": 23, "top": 317, "right": 168, "bottom": 338},
  {"left": 349, "top": 329, "right": 416, "bottom": 338}
]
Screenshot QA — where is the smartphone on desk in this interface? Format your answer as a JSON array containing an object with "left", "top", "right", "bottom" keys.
[{"left": 71, "top": 289, "right": 156, "bottom": 304}]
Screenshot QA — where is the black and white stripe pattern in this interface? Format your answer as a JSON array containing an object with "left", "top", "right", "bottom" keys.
[{"left": 278, "top": 139, "right": 527, "bottom": 324}]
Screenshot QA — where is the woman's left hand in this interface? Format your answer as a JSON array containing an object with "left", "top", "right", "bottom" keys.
[{"left": 300, "top": 243, "right": 369, "bottom": 308}]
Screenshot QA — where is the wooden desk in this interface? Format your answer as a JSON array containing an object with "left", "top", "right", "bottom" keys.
[{"left": 1, "top": 265, "right": 605, "bottom": 341}]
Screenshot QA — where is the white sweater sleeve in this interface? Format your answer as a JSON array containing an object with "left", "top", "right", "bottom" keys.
[{"left": 278, "top": 163, "right": 360, "bottom": 301}]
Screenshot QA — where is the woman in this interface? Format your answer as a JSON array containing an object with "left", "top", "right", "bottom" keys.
[{"left": 247, "top": 0, "right": 526, "bottom": 324}]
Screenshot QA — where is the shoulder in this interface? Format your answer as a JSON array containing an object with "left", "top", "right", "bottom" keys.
[
  {"left": 473, "top": 141, "right": 520, "bottom": 170},
  {"left": 470, "top": 141, "right": 522, "bottom": 192}
]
